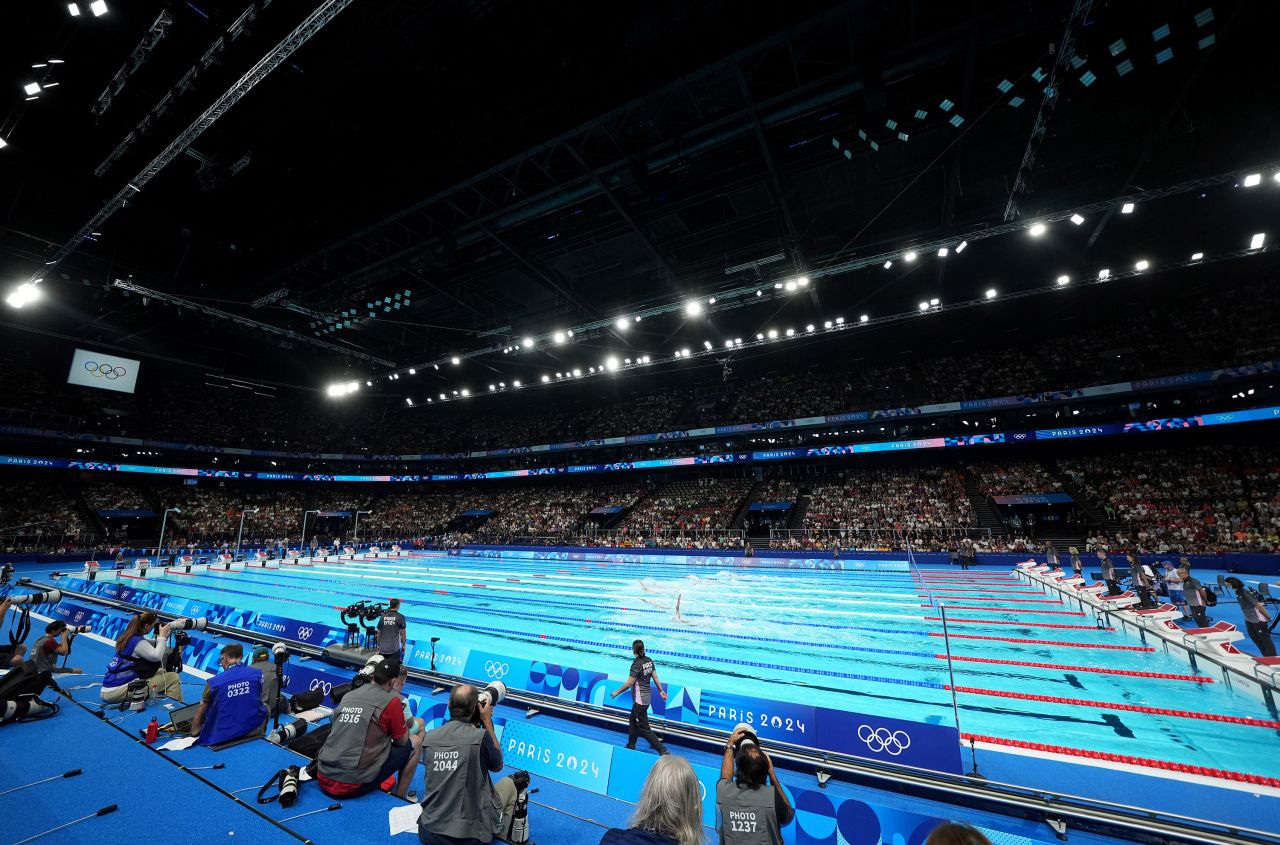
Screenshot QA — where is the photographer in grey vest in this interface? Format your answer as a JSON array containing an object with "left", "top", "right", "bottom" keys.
[
  {"left": 716, "top": 726, "right": 793, "bottom": 845},
  {"left": 317, "top": 662, "right": 424, "bottom": 799},
  {"left": 31, "top": 620, "right": 83, "bottom": 677},
  {"left": 419, "top": 684, "right": 505, "bottom": 845}
]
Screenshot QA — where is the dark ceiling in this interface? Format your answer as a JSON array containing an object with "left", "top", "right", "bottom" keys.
[{"left": 1, "top": 0, "right": 1278, "bottom": 401}]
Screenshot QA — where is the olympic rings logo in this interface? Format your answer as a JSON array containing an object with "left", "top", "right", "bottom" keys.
[
  {"left": 857, "top": 725, "right": 911, "bottom": 756},
  {"left": 84, "top": 361, "right": 127, "bottom": 380},
  {"left": 309, "top": 678, "right": 332, "bottom": 695},
  {"left": 484, "top": 661, "right": 509, "bottom": 679},
  {"left": 297, "top": 627, "right": 314, "bottom": 640}
]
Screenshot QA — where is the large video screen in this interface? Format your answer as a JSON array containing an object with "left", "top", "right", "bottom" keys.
[{"left": 66, "top": 348, "right": 141, "bottom": 394}]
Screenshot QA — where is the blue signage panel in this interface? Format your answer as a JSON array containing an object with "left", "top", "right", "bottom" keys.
[
  {"left": 991, "top": 493, "right": 1074, "bottom": 505},
  {"left": 500, "top": 719, "right": 614, "bottom": 795},
  {"left": 608, "top": 747, "right": 722, "bottom": 828}
]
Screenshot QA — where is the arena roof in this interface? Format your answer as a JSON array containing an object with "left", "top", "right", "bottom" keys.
[{"left": 1, "top": 0, "right": 1278, "bottom": 400}]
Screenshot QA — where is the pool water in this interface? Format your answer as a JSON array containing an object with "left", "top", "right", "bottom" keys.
[{"left": 56, "top": 550, "right": 1280, "bottom": 782}]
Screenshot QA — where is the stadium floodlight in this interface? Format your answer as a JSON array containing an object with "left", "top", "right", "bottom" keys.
[
  {"left": 883, "top": 260, "right": 892, "bottom": 269},
  {"left": 918, "top": 301, "right": 929, "bottom": 312},
  {"left": 460, "top": 388, "right": 470, "bottom": 397},
  {"left": 798, "top": 276, "right": 810, "bottom": 287},
  {"left": 709, "top": 297, "right": 717, "bottom": 304},
  {"left": 325, "top": 384, "right": 344, "bottom": 398},
  {"left": 513, "top": 380, "right": 521, "bottom": 388},
  {"left": 90, "top": 0, "right": 107, "bottom": 15},
  {"left": 835, "top": 317, "right": 845, "bottom": 325},
  {"left": 346, "top": 381, "right": 358, "bottom": 393},
  {"left": 904, "top": 251, "right": 918, "bottom": 262},
  {"left": 405, "top": 398, "right": 413, "bottom": 405},
  {"left": 440, "top": 393, "right": 447, "bottom": 400},
  {"left": 541, "top": 375, "right": 550, "bottom": 383},
  {"left": 1250, "top": 233, "right": 1266, "bottom": 249},
  {"left": 1121, "top": 202, "right": 1135, "bottom": 214},
  {"left": 823, "top": 320, "right": 833, "bottom": 329},
  {"left": 1098, "top": 268, "right": 1111, "bottom": 279},
  {"left": 930, "top": 298, "right": 940, "bottom": 306},
  {"left": 724, "top": 340, "right": 733, "bottom": 348},
  {"left": 679, "top": 348, "right": 690, "bottom": 358},
  {"left": 955, "top": 240, "right": 967, "bottom": 253},
  {"left": 784, "top": 280, "right": 797, "bottom": 292},
  {"left": 985, "top": 288, "right": 997, "bottom": 299},
  {"left": 566, "top": 329, "right": 574, "bottom": 337},
  {"left": 732, "top": 340, "right": 740, "bottom": 348},
  {"left": 806, "top": 324, "right": 815, "bottom": 332},
  {"left": 5, "top": 282, "right": 41, "bottom": 308},
  {"left": 365, "top": 380, "right": 372, "bottom": 386},
  {"left": 703, "top": 340, "right": 713, "bottom": 350},
  {"left": 756, "top": 333, "right": 764, "bottom": 340},
  {"left": 641, "top": 355, "right": 651, "bottom": 363},
  {"left": 755, "top": 290, "right": 762, "bottom": 297},
  {"left": 23, "top": 83, "right": 40, "bottom": 96},
  {"left": 937, "top": 247, "right": 949, "bottom": 257},
  {"left": 451, "top": 356, "right": 461, "bottom": 365},
  {"left": 1134, "top": 260, "right": 1149, "bottom": 271},
  {"left": 1191, "top": 252, "right": 1204, "bottom": 261},
  {"left": 588, "top": 367, "right": 596, "bottom": 374},
  {"left": 615, "top": 318, "right": 629, "bottom": 331},
  {"left": 1056, "top": 275, "right": 1070, "bottom": 286},
  {"left": 489, "top": 384, "right": 496, "bottom": 392},
  {"left": 1243, "top": 173, "right": 1262, "bottom": 187},
  {"left": 1028, "top": 222, "right": 1047, "bottom": 237},
  {"left": 1070, "top": 214, "right": 1085, "bottom": 225},
  {"left": 68, "top": 3, "right": 81, "bottom": 15},
  {"left": 767, "top": 329, "right": 778, "bottom": 339},
  {"left": 553, "top": 330, "right": 566, "bottom": 344},
  {"left": 685, "top": 300, "right": 703, "bottom": 316},
  {"left": 606, "top": 356, "right": 619, "bottom": 370},
  {"left": 408, "top": 368, "right": 416, "bottom": 374},
  {"left": 521, "top": 337, "right": 534, "bottom": 348},
  {"left": 785, "top": 328, "right": 795, "bottom": 337},
  {"left": 0, "top": 136, "right": 7, "bottom": 149}
]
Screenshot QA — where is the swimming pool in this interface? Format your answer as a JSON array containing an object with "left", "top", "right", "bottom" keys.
[{"left": 50, "top": 549, "right": 1280, "bottom": 784}]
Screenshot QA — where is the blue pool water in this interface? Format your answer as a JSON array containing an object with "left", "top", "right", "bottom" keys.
[{"left": 46, "top": 550, "right": 1280, "bottom": 782}]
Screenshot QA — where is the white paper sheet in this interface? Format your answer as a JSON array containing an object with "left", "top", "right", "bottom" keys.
[{"left": 388, "top": 803, "right": 422, "bottom": 836}]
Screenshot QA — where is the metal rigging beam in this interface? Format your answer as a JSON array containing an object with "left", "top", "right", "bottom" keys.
[
  {"left": 736, "top": 66, "right": 800, "bottom": 261},
  {"left": 1001, "top": 0, "right": 1092, "bottom": 221},
  {"left": 31, "top": 0, "right": 359, "bottom": 284}
]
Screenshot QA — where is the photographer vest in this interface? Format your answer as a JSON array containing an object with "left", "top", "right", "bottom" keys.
[
  {"left": 317, "top": 683, "right": 397, "bottom": 785},
  {"left": 31, "top": 634, "right": 58, "bottom": 675},
  {"left": 419, "top": 719, "right": 501, "bottom": 841},
  {"left": 103, "top": 636, "right": 161, "bottom": 688},
  {"left": 716, "top": 780, "right": 783, "bottom": 845},
  {"left": 199, "top": 663, "right": 267, "bottom": 747}
]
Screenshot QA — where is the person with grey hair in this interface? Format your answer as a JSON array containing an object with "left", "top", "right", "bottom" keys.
[{"left": 599, "top": 754, "right": 706, "bottom": 845}]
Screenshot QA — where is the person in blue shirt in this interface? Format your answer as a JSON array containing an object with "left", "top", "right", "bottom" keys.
[{"left": 189, "top": 643, "right": 268, "bottom": 746}]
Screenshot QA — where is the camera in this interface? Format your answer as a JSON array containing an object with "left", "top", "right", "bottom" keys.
[
  {"left": 266, "top": 719, "right": 308, "bottom": 746},
  {"left": 339, "top": 600, "right": 386, "bottom": 627},
  {"left": 8, "top": 588, "right": 62, "bottom": 606},
  {"left": 330, "top": 654, "right": 387, "bottom": 705},
  {"left": 474, "top": 680, "right": 506, "bottom": 723},
  {"left": 167, "top": 617, "right": 208, "bottom": 632}
]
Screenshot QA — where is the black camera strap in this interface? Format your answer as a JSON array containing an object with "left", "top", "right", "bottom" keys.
[{"left": 256, "top": 768, "right": 294, "bottom": 805}]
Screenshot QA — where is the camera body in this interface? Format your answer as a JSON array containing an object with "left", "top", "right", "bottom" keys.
[{"left": 473, "top": 681, "right": 507, "bottom": 724}]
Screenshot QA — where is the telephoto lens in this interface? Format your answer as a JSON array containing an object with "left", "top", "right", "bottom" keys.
[
  {"left": 167, "top": 617, "right": 208, "bottom": 632},
  {"left": 69, "top": 625, "right": 92, "bottom": 634},
  {"left": 477, "top": 681, "right": 507, "bottom": 710},
  {"left": 8, "top": 589, "right": 62, "bottom": 606},
  {"left": 266, "top": 719, "right": 308, "bottom": 746},
  {"left": 732, "top": 722, "right": 761, "bottom": 751}
]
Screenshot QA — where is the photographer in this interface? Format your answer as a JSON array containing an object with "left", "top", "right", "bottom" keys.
[
  {"left": 0, "top": 599, "right": 29, "bottom": 668},
  {"left": 250, "top": 645, "right": 281, "bottom": 717},
  {"left": 317, "top": 662, "right": 424, "bottom": 800},
  {"left": 101, "top": 611, "right": 184, "bottom": 703},
  {"left": 31, "top": 620, "right": 84, "bottom": 677},
  {"left": 716, "top": 727, "right": 793, "bottom": 845},
  {"left": 377, "top": 598, "right": 408, "bottom": 665},
  {"left": 418, "top": 684, "right": 504, "bottom": 845},
  {"left": 189, "top": 644, "right": 268, "bottom": 746}
]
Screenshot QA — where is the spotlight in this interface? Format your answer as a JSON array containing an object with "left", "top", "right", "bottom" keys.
[
  {"left": 326, "top": 384, "right": 344, "bottom": 398},
  {"left": 365, "top": 380, "right": 372, "bottom": 387},
  {"left": 521, "top": 337, "right": 534, "bottom": 348},
  {"left": 858, "top": 315, "right": 867, "bottom": 323},
  {"left": 606, "top": 356, "right": 619, "bottom": 370},
  {"left": 1121, "top": 202, "right": 1135, "bottom": 214},
  {"left": 566, "top": 329, "right": 574, "bottom": 337},
  {"left": 347, "top": 381, "right": 359, "bottom": 393},
  {"left": 23, "top": 83, "right": 40, "bottom": 96},
  {"left": 90, "top": 0, "right": 107, "bottom": 14},
  {"left": 641, "top": 355, "right": 650, "bottom": 363},
  {"left": 766, "top": 329, "right": 778, "bottom": 339},
  {"left": 1070, "top": 214, "right": 1085, "bottom": 225},
  {"left": 904, "top": 251, "right": 918, "bottom": 262},
  {"left": 784, "top": 281, "right": 797, "bottom": 292},
  {"left": 615, "top": 318, "right": 629, "bottom": 331},
  {"left": 685, "top": 301, "right": 702, "bottom": 316},
  {"left": 774, "top": 282, "right": 782, "bottom": 289},
  {"left": 823, "top": 320, "right": 832, "bottom": 328},
  {"left": 1056, "top": 276, "right": 1070, "bottom": 287},
  {"left": 406, "top": 398, "right": 413, "bottom": 406},
  {"left": 439, "top": 393, "right": 446, "bottom": 400},
  {"left": 1191, "top": 252, "right": 1204, "bottom": 261},
  {"left": 1134, "top": 260, "right": 1149, "bottom": 271},
  {"left": 930, "top": 298, "right": 939, "bottom": 306},
  {"left": 797, "top": 276, "right": 810, "bottom": 287},
  {"left": 1243, "top": 173, "right": 1262, "bottom": 188},
  {"left": 724, "top": 340, "right": 733, "bottom": 348},
  {"left": 937, "top": 247, "right": 949, "bottom": 257},
  {"left": 985, "top": 288, "right": 997, "bottom": 299},
  {"left": 955, "top": 240, "right": 967, "bottom": 253},
  {"left": 553, "top": 331, "right": 566, "bottom": 344},
  {"left": 513, "top": 380, "right": 522, "bottom": 388},
  {"left": 835, "top": 317, "right": 845, "bottom": 325},
  {"left": 489, "top": 384, "right": 496, "bottom": 392},
  {"left": 408, "top": 368, "right": 416, "bottom": 375},
  {"left": 5, "top": 282, "right": 41, "bottom": 309},
  {"left": 732, "top": 341, "right": 740, "bottom": 348},
  {"left": 883, "top": 260, "right": 893, "bottom": 269},
  {"left": 918, "top": 301, "right": 929, "bottom": 312},
  {"left": 785, "top": 328, "right": 795, "bottom": 337},
  {"left": 709, "top": 297, "right": 717, "bottom": 304},
  {"left": 679, "top": 349, "right": 690, "bottom": 358},
  {"left": 756, "top": 290, "right": 763, "bottom": 297},
  {"left": 451, "top": 356, "right": 460, "bottom": 365},
  {"left": 1028, "top": 223, "right": 1046, "bottom": 237},
  {"left": 1250, "top": 233, "right": 1266, "bottom": 250},
  {"left": 703, "top": 340, "right": 713, "bottom": 350},
  {"left": 460, "top": 388, "right": 469, "bottom": 397},
  {"left": 0, "top": 137, "right": 7, "bottom": 149},
  {"left": 541, "top": 375, "right": 550, "bottom": 383},
  {"left": 588, "top": 367, "right": 595, "bottom": 374},
  {"left": 1098, "top": 268, "right": 1111, "bottom": 279},
  {"left": 806, "top": 324, "right": 815, "bottom": 332},
  {"left": 755, "top": 333, "right": 763, "bottom": 340},
  {"left": 68, "top": 2, "right": 81, "bottom": 15}
]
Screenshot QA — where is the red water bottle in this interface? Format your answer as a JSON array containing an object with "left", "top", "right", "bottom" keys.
[{"left": 145, "top": 717, "right": 159, "bottom": 745}]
